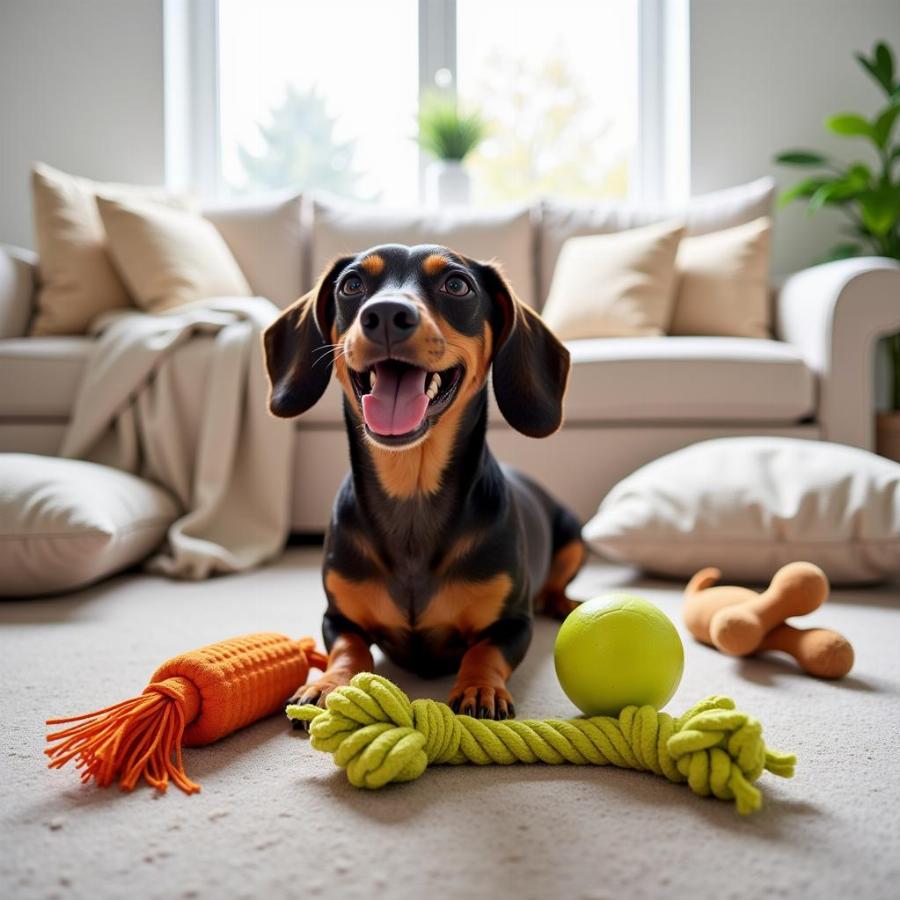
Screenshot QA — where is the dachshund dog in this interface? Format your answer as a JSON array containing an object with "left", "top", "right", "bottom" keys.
[{"left": 263, "top": 244, "right": 584, "bottom": 720}]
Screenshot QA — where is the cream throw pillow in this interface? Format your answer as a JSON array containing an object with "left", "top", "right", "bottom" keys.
[
  {"left": 97, "top": 197, "right": 252, "bottom": 313},
  {"left": 30, "top": 162, "right": 188, "bottom": 335},
  {"left": 0, "top": 454, "right": 178, "bottom": 597},
  {"left": 540, "top": 221, "right": 684, "bottom": 339},
  {"left": 582, "top": 437, "right": 900, "bottom": 585},
  {"left": 671, "top": 218, "right": 772, "bottom": 338}
]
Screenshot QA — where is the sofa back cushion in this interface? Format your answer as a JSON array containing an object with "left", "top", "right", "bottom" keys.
[
  {"left": 311, "top": 195, "right": 537, "bottom": 308},
  {"left": 538, "top": 177, "right": 775, "bottom": 306},
  {"left": 205, "top": 193, "right": 304, "bottom": 307}
]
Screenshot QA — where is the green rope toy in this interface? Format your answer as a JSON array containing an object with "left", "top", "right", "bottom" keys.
[{"left": 287, "top": 673, "right": 796, "bottom": 815}]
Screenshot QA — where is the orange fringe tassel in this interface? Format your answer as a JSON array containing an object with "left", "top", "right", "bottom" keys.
[{"left": 45, "top": 633, "right": 326, "bottom": 795}]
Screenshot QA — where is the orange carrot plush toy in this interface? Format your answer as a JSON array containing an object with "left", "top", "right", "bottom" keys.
[{"left": 45, "top": 633, "right": 326, "bottom": 794}]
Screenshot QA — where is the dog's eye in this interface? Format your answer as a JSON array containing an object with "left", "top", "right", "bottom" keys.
[
  {"left": 339, "top": 275, "right": 364, "bottom": 296},
  {"left": 442, "top": 275, "right": 472, "bottom": 297}
]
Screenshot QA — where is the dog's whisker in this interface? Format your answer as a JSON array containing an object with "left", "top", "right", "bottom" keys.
[
  {"left": 311, "top": 343, "right": 343, "bottom": 362},
  {"left": 311, "top": 344, "right": 346, "bottom": 369}
]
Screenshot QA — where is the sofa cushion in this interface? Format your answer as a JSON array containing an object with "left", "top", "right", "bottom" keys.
[
  {"left": 562, "top": 337, "right": 815, "bottom": 424},
  {"left": 0, "top": 337, "right": 93, "bottom": 418},
  {"left": 205, "top": 193, "right": 304, "bottom": 308},
  {"left": 311, "top": 195, "right": 537, "bottom": 308},
  {"left": 298, "top": 336, "right": 815, "bottom": 427},
  {"left": 539, "top": 177, "right": 775, "bottom": 305}
]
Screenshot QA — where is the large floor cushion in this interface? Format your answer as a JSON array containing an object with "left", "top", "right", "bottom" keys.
[
  {"left": 583, "top": 436, "right": 900, "bottom": 584},
  {"left": 0, "top": 453, "right": 178, "bottom": 596}
]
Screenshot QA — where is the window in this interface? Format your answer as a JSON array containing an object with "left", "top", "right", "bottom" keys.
[
  {"left": 218, "top": 0, "right": 419, "bottom": 203},
  {"left": 194, "top": 0, "right": 658, "bottom": 204},
  {"left": 455, "top": 1, "right": 638, "bottom": 204}
]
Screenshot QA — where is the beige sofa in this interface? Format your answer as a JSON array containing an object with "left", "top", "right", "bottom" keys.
[{"left": 2, "top": 180, "right": 900, "bottom": 531}]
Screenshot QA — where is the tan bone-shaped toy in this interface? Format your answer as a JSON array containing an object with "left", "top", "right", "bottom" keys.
[{"left": 683, "top": 562, "right": 854, "bottom": 679}]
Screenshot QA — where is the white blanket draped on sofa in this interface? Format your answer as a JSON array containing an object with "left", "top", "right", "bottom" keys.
[{"left": 61, "top": 297, "right": 293, "bottom": 579}]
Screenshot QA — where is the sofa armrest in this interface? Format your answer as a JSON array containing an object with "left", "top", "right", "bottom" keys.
[
  {"left": 0, "top": 245, "right": 38, "bottom": 338},
  {"left": 775, "top": 257, "right": 900, "bottom": 450}
]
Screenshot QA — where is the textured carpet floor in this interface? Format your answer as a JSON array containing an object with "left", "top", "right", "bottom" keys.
[{"left": 1, "top": 547, "right": 899, "bottom": 900}]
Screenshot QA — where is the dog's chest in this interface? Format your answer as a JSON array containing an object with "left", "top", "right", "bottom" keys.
[{"left": 327, "top": 558, "right": 512, "bottom": 676}]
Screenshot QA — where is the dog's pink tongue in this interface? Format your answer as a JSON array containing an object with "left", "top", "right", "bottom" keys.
[{"left": 362, "top": 364, "right": 429, "bottom": 436}]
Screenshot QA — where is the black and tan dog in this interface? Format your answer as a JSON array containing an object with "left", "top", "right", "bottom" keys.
[{"left": 263, "top": 244, "right": 584, "bottom": 720}]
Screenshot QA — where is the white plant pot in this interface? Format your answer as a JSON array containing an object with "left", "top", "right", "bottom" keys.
[{"left": 425, "top": 160, "right": 471, "bottom": 207}]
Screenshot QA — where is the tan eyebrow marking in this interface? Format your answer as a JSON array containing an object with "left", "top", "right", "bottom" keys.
[
  {"left": 422, "top": 253, "right": 450, "bottom": 276},
  {"left": 360, "top": 254, "right": 385, "bottom": 275}
]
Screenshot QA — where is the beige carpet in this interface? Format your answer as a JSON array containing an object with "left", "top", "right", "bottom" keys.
[{"left": 1, "top": 546, "right": 898, "bottom": 900}]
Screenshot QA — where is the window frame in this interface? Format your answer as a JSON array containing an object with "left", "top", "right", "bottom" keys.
[{"left": 166, "top": 0, "right": 686, "bottom": 204}]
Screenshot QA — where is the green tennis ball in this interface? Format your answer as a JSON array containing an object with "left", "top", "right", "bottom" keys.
[{"left": 554, "top": 594, "right": 684, "bottom": 717}]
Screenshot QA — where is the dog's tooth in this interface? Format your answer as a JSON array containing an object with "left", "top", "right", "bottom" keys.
[
  {"left": 369, "top": 370, "right": 376, "bottom": 390},
  {"left": 424, "top": 372, "right": 442, "bottom": 401}
]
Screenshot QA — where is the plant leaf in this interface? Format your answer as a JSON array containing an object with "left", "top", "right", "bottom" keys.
[
  {"left": 778, "top": 177, "right": 827, "bottom": 208},
  {"left": 774, "top": 150, "right": 829, "bottom": 167},
  {"left": 805, "top": 171, "right": 871, "bottom": 214},
  {"left": 822, "top": 242, "right": 863, "bottom": 262},
  {"left": 858, "top": 185, "right": 900, "bottom": 236},
  {"left": 876, "top": 42, "right": 895, "bottom": 89},
  {"left": 874, "top": 103, "right": 900, "bottom": 148},
  {"left": 856, "top": 45, "right": 896, "bottom": 94},
  {"left": 826, "top": 113, "right": 876, "bottom": 140},
  {"left": 844, "top": 162, "right": 872, "bottom": 189},
  {"left": 417, "top": 94, "right": 485, "bottom": 161},
  {"left": 807, "top": 182, "right": 847, "bottom": 214}
]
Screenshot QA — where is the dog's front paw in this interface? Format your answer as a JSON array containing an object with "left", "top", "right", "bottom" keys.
[
  {"left": 286, "top": 673, "right": 352, "bottom": 730},
  {"left": 448, "top": 684, "right": 515, "bottom": 720}
]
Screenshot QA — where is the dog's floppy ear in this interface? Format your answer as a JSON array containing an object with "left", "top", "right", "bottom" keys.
[
  {"left": 480, "top": 262, "right": 570, "bottom": 438},
  {"left": 263, "top": 256, "right": 351, "bottom": 418}
]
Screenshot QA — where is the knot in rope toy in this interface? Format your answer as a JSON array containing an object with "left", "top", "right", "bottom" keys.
[{"left": 288, "top": 673, "right": 796, "bottom": 815}]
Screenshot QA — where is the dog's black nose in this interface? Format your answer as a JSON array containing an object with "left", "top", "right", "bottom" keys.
[{"left": 359, "top": 298, "right": 420, "bottom": 346}]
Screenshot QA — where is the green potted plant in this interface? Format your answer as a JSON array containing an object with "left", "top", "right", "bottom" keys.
[
  {"left": 775, "top": 41, "right": 900, "bottom": 460},
  {"left": 418, "top": 94, "right": 485, "bottom": 206}
]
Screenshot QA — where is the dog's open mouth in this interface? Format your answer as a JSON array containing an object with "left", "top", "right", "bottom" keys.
[{"left": 349, "top": 360, "right": 464, "bottom": 445}]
